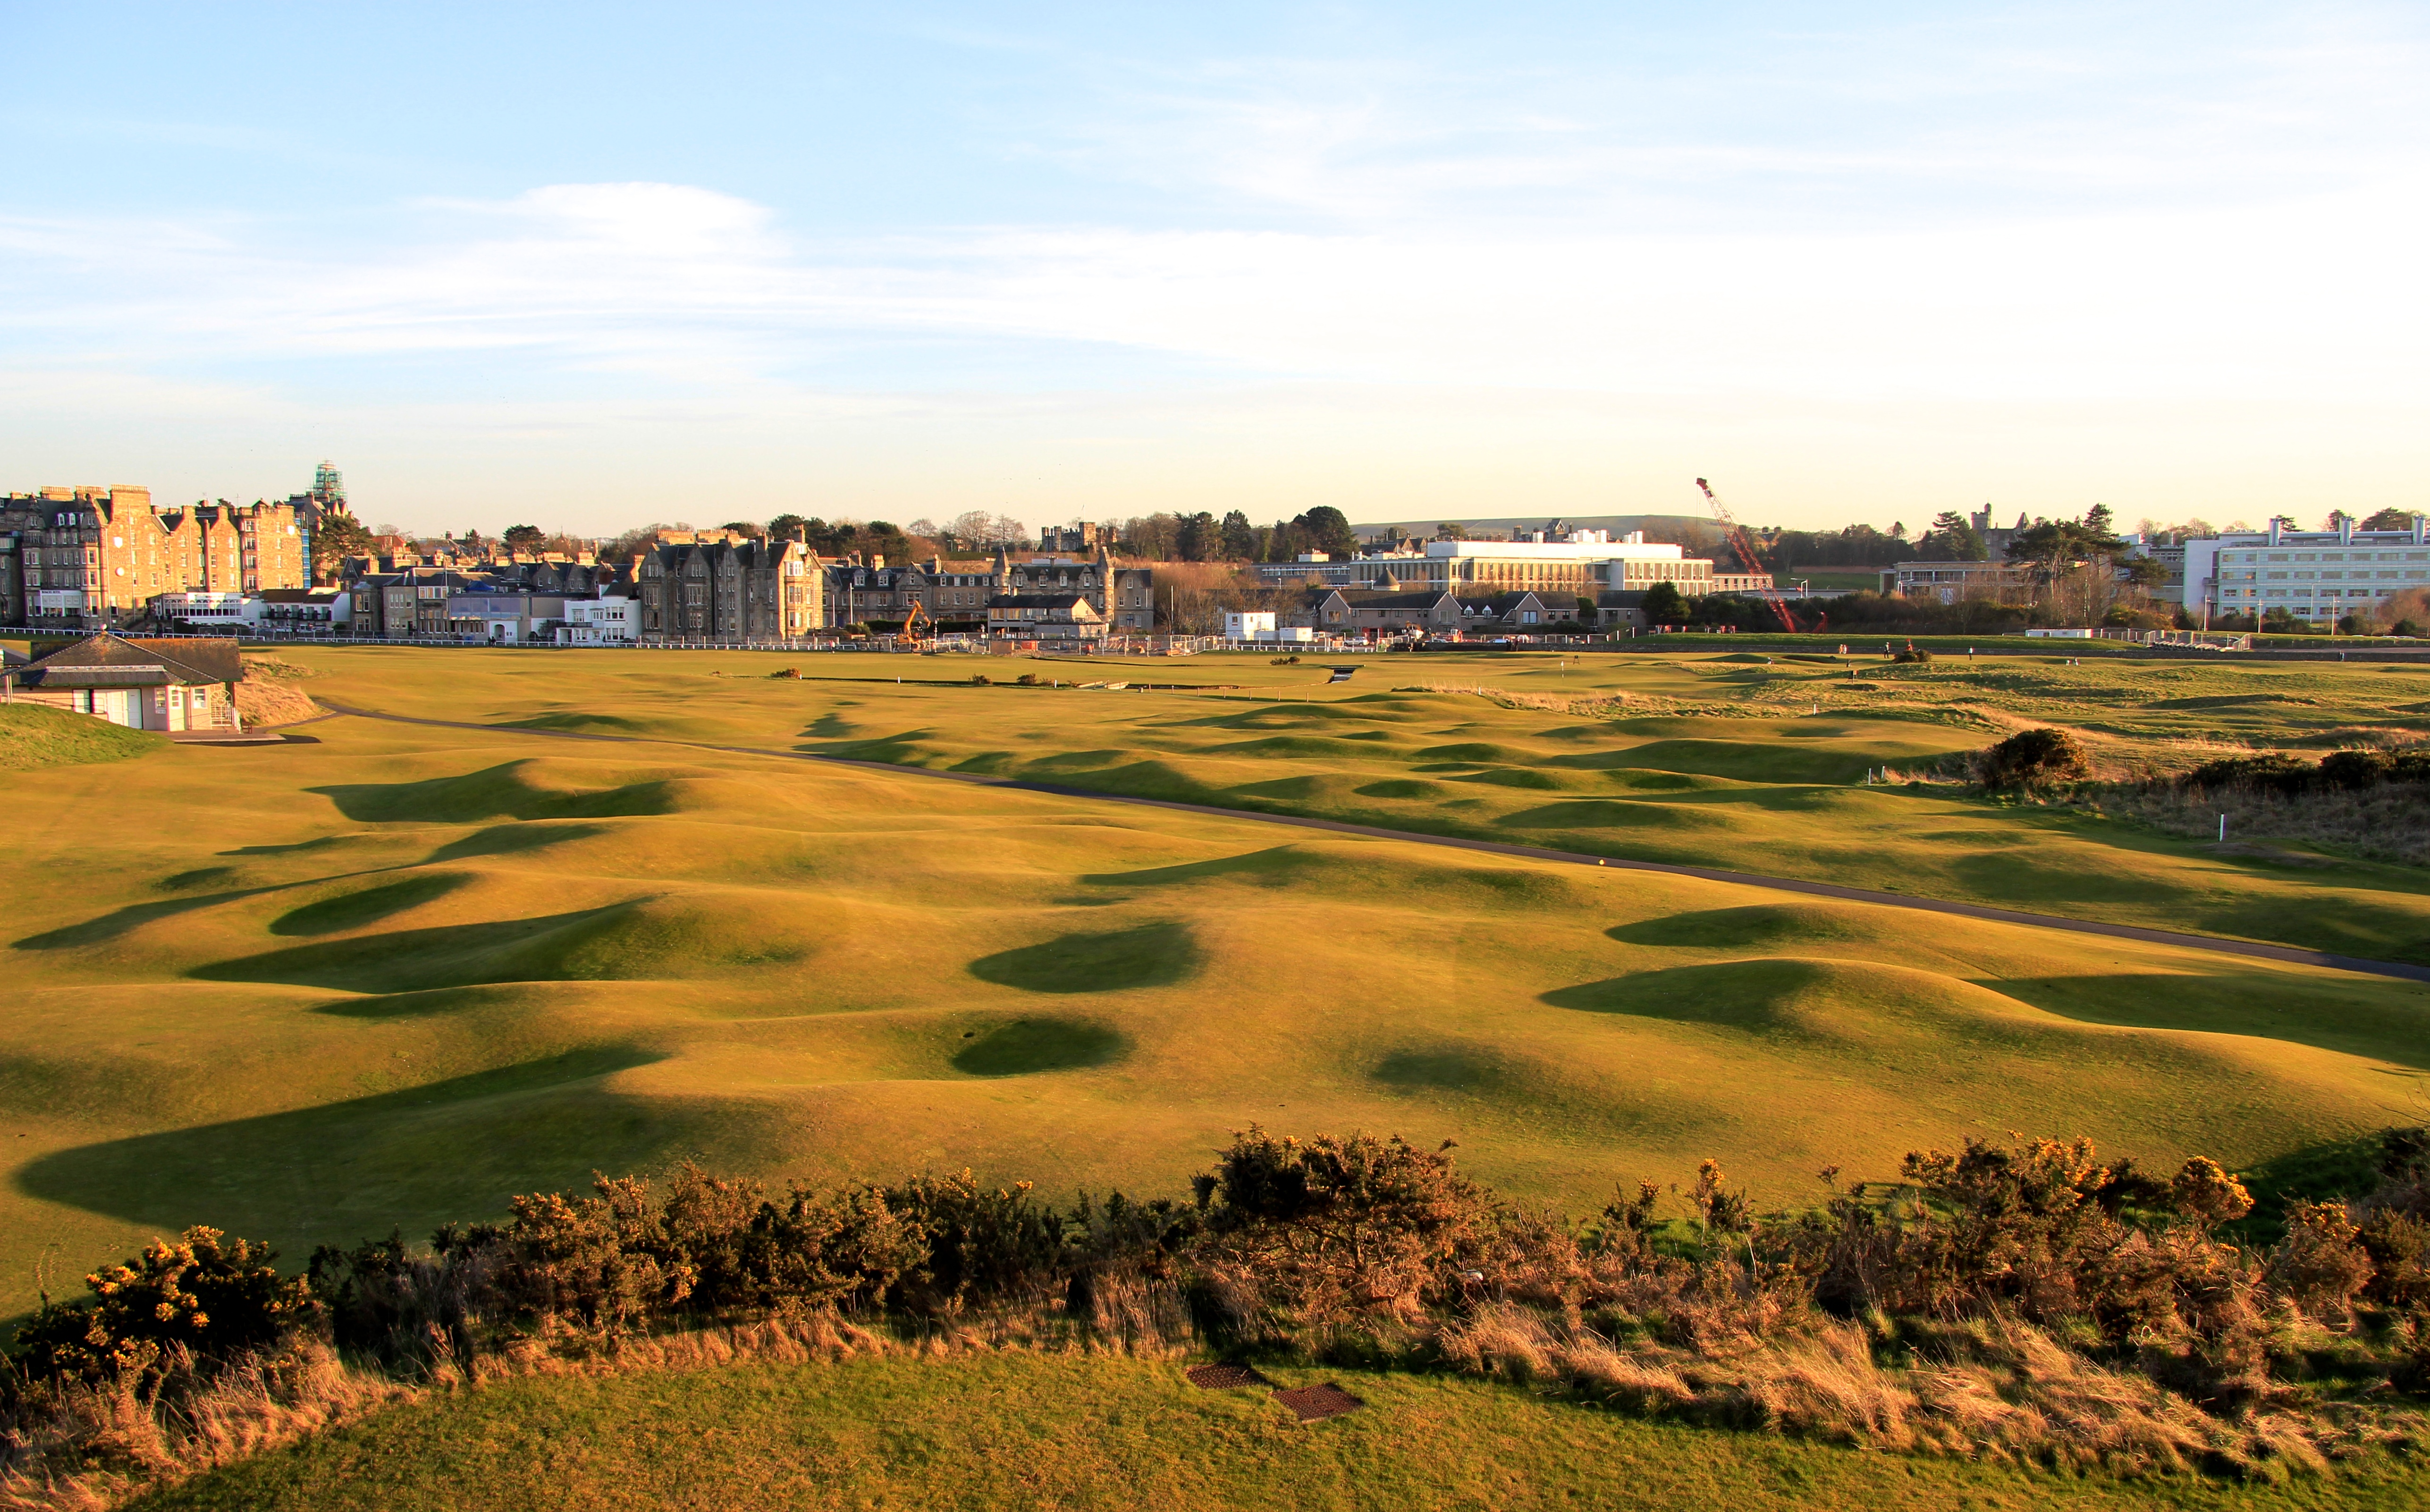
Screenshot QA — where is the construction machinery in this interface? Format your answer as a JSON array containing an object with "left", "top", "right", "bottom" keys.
[
  {"left": 898, "top": 598, "right": 935, "bottom": 647},
  {"left": 1694, "top": 478, "right": 1800, "bottom": 632}
]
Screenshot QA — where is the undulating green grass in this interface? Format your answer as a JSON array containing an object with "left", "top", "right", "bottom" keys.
[
  {"left": 124, "top": 1352, "right": 2430, "bottom": 1512},
  {"left": 279, "top": 644, "right": 2430, "bottom": 962},
  {"left": 5, "top": 647, "right": 2429, "bottom": 1333},
  {"left": 9, "top": 644, "right": 2430, "bottom": 1505}
]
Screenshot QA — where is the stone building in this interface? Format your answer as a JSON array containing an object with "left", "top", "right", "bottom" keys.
[
  {"left": 827, "top": 558, "right": 999, "bottom": 630},
  {"left": 0, "top": 486, "right": 310, "bottom": 628},
  {"left": 985, "top": 593, "right": 1106, "bottom": 642},
  {"left": 4, "top": 631, "right": 243, "bottom": 732},
  {"left": 635, "top": 537, "right": 822, "bottom": 640},
  {"left": 991, "top": 545, "right": 1155, "bottom": 631}
]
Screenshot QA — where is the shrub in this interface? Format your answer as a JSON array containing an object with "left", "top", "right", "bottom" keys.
[
  {"left": 2180, "top": 754, "right": 2316, "bottom": 795},
  {"left": 1977, "top": 727, "right": 2089, "bottom": 789},
  {"left": 2267, "top": 1201, "right": 2375, "bottom": 1321},
  {"left": 1270, "top": 655, "right": 1301, "bottom": 665},
  {"left": 2319, "top": 748, "right": 2395, "bottom": 790},
  {"left": 1891, "top": 647, "right": 1933, "bottom": 664},
  {"left": 1015, "top": 672, "right": 1040, "bottom": 687},
  {"left": 968, "top": 673, "right": 992, "bottom": 686},
  {"left": 13, "top": 1227, "right": 313, "bottom": 1384},
  {"left": 1197, "top": 1129, "right": 1495, "bottom": 1325},
  {"left": 768, "top": 666, "right": 802, "bottom": 680}
]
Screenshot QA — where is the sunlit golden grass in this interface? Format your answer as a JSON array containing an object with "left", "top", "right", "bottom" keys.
[{"left": 5, "top": 654, "right": 2428, "bottom": 1338}]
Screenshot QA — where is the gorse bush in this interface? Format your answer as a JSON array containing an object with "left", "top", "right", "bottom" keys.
[
  {"left": 2182, "top": 747, "right": 2430, "bottom": 796},
  {"left": 11, "top": 1128, "right": 2430, "bottom": 1477},
  {"left": 1976, "top": 727, "right": 2090, "bottom": 789},
  {"left": 12, "top": 1228, "right": 312, "bottom": 1386}
]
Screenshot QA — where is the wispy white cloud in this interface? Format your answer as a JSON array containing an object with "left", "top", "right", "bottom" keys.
[{"left": 5, "top": 169, "right": 2424, "bottom": 412}]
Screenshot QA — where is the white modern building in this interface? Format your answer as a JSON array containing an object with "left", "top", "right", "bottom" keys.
[
  {"left": 1256, "top": 528, "right": 1770, "bottom": 597},
  {"left": 2188, "top": 516, "right": 2430, "bottom": 623},
  {"left": 557, "top": 596, "right": 636, "bottom": 645}
]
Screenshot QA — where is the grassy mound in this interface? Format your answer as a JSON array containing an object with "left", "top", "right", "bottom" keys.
[
  {"left": 0, "top": 702, "right": 166, "bottom": 771},
  {"left": 120, "top": 1352, "right": 2430, "bottom": 1512}
]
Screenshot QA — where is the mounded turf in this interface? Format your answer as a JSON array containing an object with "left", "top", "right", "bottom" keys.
[
  {"left": 283, "top": 644, "right": 2430, "bottom": 963},
  {"left": 124, "top": 1352, "right": 2430, "bottom": 1512},
  {"left": 5, "top": 648, "right": 2430, "bottom": 1331},
  {"left": 0, "top": 700, "right": 167, "bottom": 771}
]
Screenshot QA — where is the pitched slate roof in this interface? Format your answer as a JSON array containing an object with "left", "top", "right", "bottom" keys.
[
  {"left": 15, "top": 632, "right": 240, "bottom": 689},
  {"left": 1330, "top": 589, "right": 1456, "bottom": 609}
]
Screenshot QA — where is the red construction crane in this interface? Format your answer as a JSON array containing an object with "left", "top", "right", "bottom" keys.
[{"left": 1694, "top": 478, "right": 1799, "bottom": 632}]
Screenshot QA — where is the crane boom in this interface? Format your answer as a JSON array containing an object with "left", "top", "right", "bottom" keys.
[{"left": 1694, "top": 478, "right": 1799, "bottom": 632}]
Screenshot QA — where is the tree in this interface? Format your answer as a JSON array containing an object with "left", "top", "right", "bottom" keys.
[
  {"left": 1176, "top": 512, "right": 1216, "bottom": 563},
  {"left": 766, "top": 513, "right": 809, "bottom": 542},
  {"left": 502, "top": 524, "right": 547, "bottom": 553},
  {"left": 2362, "top": 507, "right": 2417, "bottom": 531},
  {"left": 1917, "top": 511, "right": 1987, "bottom": 562},
  {"left": 1640, "top": 581, "right": 1687, "bottom": 623},
  {"left": 2083, "top": 502, "right": 2115, "bottom": 538},
  {"left": 1297, "top": 506, "right": 1358, "bottom": 557},
  {"left": 2006, "top": 509, "right": 2128, "bottom": 622},
  {"left": 1219, "top": 510, "right": 1257, "bottom": 561},
  {"left": 311, "top": 507, "right": 376, "bottom": 582},
  {"left": 1436, "top": 522, "right": 1469, "bottom": 540}
]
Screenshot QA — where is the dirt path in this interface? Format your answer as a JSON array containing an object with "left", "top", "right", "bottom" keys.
[{"left": 315, "top": 700, "right": 2430, "bottom": 986}]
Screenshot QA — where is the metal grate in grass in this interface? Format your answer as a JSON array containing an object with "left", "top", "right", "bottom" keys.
[
  {"left": 1183, "top": 1363, "right": 1271, "bottom": 1389},
  {"left": 1273, "top": 1383, "right": 1364, "bottom": 1422}
]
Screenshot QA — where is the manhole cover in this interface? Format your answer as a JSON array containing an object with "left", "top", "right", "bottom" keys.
[
  {"left": 1185, "top": 1364, "right": 1271, "bottom": 1389},
  {"left": 1274, "top": 1383, "right": 1364, "bottom": 1422}
]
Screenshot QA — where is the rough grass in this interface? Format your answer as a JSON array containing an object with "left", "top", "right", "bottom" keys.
[
  {"left": 98, "top": 1348, "right": 2430, "bottom": 1512},
  {"left": 0, "top": 705, "right": 166, "bottom": 772}
]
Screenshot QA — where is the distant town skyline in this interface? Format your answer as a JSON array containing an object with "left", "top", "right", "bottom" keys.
[{"left": 4, "top": 3, "right": 2424, "bottom": 536}]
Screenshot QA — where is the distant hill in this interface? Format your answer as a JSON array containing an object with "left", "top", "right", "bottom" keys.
[{"left": 1350, "top": 513, "right": 1722, "bottom": 542}]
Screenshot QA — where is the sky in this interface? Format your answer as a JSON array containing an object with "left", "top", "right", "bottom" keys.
[{"left": 2, "top": 2, "right": 2424, "bottom": 537}]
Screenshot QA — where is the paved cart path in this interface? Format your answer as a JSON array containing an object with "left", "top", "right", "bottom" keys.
[{"left": 312, "top": 700, "right": 2430, "bottom": 986}]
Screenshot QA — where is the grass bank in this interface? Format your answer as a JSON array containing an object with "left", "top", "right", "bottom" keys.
[
  {"left": 121, "top": 1351, "right": 2430, "bottom": 1512},
  {"left": 0, "top": 704, "right": 166, "bottom": 773}
]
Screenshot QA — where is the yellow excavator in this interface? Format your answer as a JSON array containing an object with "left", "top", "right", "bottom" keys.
[{"left": 899, "top": 598, "right": 935, "bottom": 648}]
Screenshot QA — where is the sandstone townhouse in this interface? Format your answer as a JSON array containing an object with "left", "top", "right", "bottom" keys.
[{"left": 0, "top": 486, "right": 311, "bottom": 629}]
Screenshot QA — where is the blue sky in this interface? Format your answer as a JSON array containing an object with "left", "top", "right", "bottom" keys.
[{"left": 3, "top": 2, "right": 2424, "bottom": 535}]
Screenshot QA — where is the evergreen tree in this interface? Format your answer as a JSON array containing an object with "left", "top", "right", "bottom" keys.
[{"left": 1218, "top": 510, "right": 1257, "bottom": 560}]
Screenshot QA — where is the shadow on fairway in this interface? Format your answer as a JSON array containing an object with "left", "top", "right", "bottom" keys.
[
  {"left": 192, "top": 903, "right": 641, "bottom": 993},
  {"left": 1609, "top": 904, "right": 1882, "bottom": 949},
  {"left": 270, "top": 872, "right": 473, "bottom": 936},
  {"left": 14, "top": 887, "right": 280, "bottom": 951},
  {"left": 968, "top": 922, "right": 1199, "bottom": 993},
  {"left": 310, "top": 761, "right": 677, "bottom": 823},
  {"left": 14, "top": 1047, "right": 695, "bottom": 1238},
  {"left": 952, "top": 1017, "right": 1129, "bottom": 1076},
  {"left": 1080, "top": 847, "right": 1312, "bottom": 889},
  {"left": 1987, "top": 973, "right": 2430, "bottom": 1072},
  {"left": 426, "top": 821, "right": 610, "bottom": 862}
]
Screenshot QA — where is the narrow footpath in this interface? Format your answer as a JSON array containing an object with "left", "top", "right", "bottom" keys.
[{"left": 314, "top": 700, "right": 2430, "bottom": 987}]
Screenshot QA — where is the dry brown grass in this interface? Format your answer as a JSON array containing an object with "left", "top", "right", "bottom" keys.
[
  {"left": 231, "top": 660, "right": 319, "bottom": 728},
  {"left": 2084, "top": 781, "right": 2430, "bottom": 866},
  {"left": 1, "top": 1342, "right": 410, "bottom": 1512},
  {"left": 1434, "top": 1303, "right": 2404, "bottom": 1478}
]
